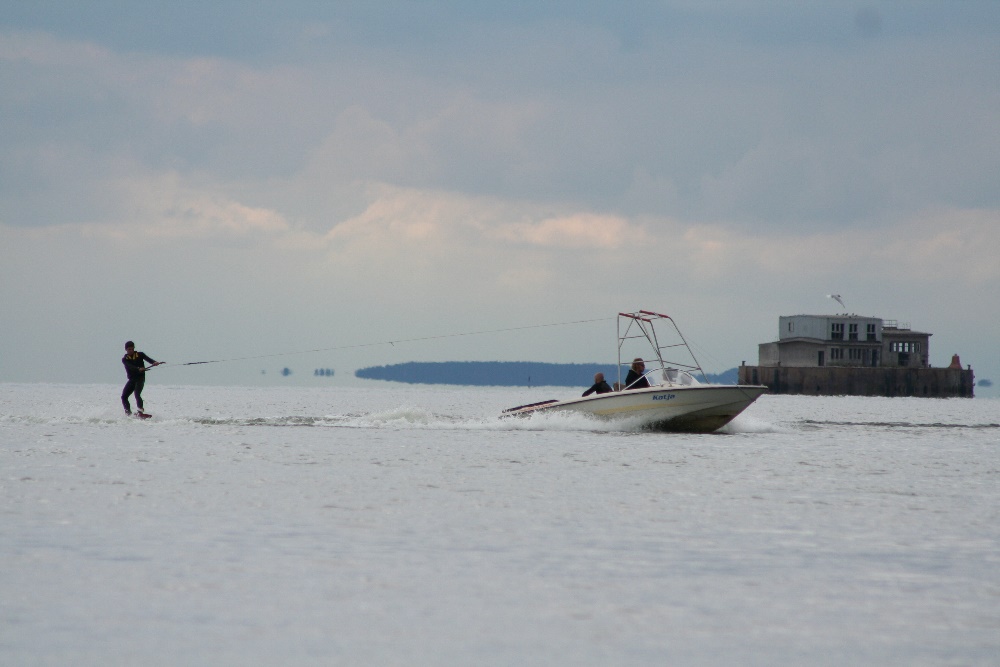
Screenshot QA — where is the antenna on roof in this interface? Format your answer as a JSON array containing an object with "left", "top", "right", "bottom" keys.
[{"left": 827, "top": 294, "right": 846, "bottom": 310}]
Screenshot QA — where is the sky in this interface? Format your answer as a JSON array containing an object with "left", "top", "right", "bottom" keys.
[{"left": 2, "top": 1, "right": 998, "bottom": 391}]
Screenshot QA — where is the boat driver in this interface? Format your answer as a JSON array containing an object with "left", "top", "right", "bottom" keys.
[{"left": 625, "top": 358, "right": 651, "bottom": 390}]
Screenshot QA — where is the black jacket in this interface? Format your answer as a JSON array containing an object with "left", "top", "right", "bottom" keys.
[
  {"left": 624, "top": 369, "right": 650, "bottom": 390},
  {"left": 123, "top": 351, "right": 156, "bottom": 380},
  {"left": 582, "top": 380, "right": 613, "bottom": 397}
]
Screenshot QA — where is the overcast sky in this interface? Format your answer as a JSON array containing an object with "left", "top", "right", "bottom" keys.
[{"left": 2, "top": 1, "right": 998, "bottom": 391}]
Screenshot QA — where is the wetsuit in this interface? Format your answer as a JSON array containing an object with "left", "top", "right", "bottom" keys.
[
  {"left": 122, "top": 351, "right": 157, "bottom": 414},
  {"left": 624, "top": 369, "right": 650, "bottom": 390},
  {"left": 582, "top": 380, "right": 613, "bottom": 397}
]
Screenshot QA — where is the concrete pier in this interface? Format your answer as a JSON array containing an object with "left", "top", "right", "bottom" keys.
[{"left": 739, "top": 364, "right": 975, "bottom": 397}]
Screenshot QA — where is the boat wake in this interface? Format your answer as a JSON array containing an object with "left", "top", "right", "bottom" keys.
[
  {"left": 718, "top": 413, "right": 786, "bottom": 434},
  {"left": 802, "top": 419, "right": 999, "bottom": 430},
  {"left": 38, "top": 412, "right": 983, "bottom": 434},
  {"left": 4, "top": 404, "right": 783, "bottom": 434}
]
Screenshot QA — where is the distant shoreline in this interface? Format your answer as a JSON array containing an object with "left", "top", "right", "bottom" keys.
[{"left": 355, "top": 361, "right": 738, "bottom": 387}]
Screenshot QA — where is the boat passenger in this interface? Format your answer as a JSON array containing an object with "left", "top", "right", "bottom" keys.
[
  {"left": 582, "top": 372, "right": 613, "bottom": 397},
  {"left": 625, "top": 358, "right": 650, "bottom": 390}
]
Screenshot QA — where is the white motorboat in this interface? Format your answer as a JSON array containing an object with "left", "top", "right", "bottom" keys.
[{"left": 502, "top": 310, "right": 767, "bottom": 433}]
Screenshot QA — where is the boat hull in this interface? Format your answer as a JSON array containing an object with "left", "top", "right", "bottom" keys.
[{"left": 503, "top": 385, "right": 768, "bottom": 433}]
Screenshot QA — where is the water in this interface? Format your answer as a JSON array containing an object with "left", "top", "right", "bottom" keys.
[{"left": 2, "top": 383, "right": 998, "bottom": 666}]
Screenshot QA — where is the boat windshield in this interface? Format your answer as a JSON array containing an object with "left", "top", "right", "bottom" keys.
[{"left": 660, "top": 368, "right": 702, "bottom": 386}]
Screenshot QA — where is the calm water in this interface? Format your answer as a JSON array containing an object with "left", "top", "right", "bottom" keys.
[{"left": 2, "top": 383, "right": 998, "bottom": 666}]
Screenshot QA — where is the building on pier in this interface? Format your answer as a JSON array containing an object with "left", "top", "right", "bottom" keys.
[{"left": 738, "top": 314, "right": 974, "bottom": 397}]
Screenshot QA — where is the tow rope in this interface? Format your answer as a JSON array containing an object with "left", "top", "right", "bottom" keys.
[{"left": 156, "top": 317, "right": 613, "bottom": 368}]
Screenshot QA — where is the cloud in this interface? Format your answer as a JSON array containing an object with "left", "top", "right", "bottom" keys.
[
  {"left": 153, "top": 196, "right": 290, "bottom": 239},
  {"left": 854, "top": 8, "right": 883, "bottom": 39},
  {"left": 322, "top": 183, "right": 648, "bottom": 254},
  {"left": 83, "top": 168, "right": 293, "bottom": 241},
  {"left": 655, "top": 207, "right": 1000, "bottom": 290},
  {"left": 5, "top": 17, "right": 1000, "bottom": 234},
  {"left": 491, "top": 213, "right": 644, "bottom": 249},
  {"left": 0, "top": 29, "right": 110, "bottom": 67},
  {"left": 874, "top": 208, "right": 1000, "bottom": 285}
]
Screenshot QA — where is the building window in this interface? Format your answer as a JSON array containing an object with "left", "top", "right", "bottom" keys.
[
  {"left": 831, "top": 322, "right": 844, "bottom": 340},
  {"left": 830, "top": 348, "right": 843, "bottom": 360},
  {"left": 890, "top": 342, "right": 920, "bottom": 353},
  {"left": 848, "top": 323, "right": 858, "bottom": 340},
  {"left": 788, "top": 321, "right": 794, "bottom": 333},
  {"left": 849, "top": 348, "right": 864, "bottom": 361},
  {"left": 866, "top": 324, "right": 876, "bottom": 341}
]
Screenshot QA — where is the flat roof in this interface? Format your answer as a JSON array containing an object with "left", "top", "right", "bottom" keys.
[{"left": 784, "top": 314, "right": 879, "bottom": 319}]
